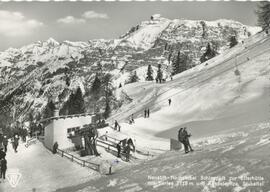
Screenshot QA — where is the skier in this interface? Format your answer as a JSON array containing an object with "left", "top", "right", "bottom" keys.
[
  {"left": 116, "top": 142, "right": 121, "bottom": 158},
  {"left": 114, "top": 120, "right": 120, "bottom": 131},
  {"left": 131, "top": 114, "right": 135, "bottom": 124},
  {"left": 52, "top": 142, "right": 58, "bottom": 154},
  {"left": 0, "top": 156, "right": 7, "bottom": 180},
  {"left": 178, "top": 128, "right": 188, "bottom": 153},
  {"left": 118, "top": 124, "right": 121, "bottom": 132},
  {"left": 183, "top": 127, "right": 193, "bottom": 153},
  {"left": 147, "top": 109, "right": 150, "bottom": 118},
  {"left": 129, "top": 118, "right": 133, "bottom": 124},
  {"left": 13, "top": 135, "right": 19, "bottom": 153},
  {"left": 144, "top": 109, "right": 147, "bottom": 118},
  {"left": 127, "top": 138, "right": 135, "bottom": 152},
  {"left": 2, "top": 136, "right": 8, "bottom": 153},
  {"left": 168, "top": 98, "right": 172, "bottom": 106}
]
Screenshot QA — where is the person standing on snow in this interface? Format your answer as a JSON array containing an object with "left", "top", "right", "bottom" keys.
[
  {"left": 52, "top": 142, "right": 58, "bottom": 154},
  {"left": 144, "top": 109, "right": 147, "bottom": 118},
  {"left": 114, "top": 120, "right": 120, "bottom": 131},
  {"left": 131, "top": 114, "right": 135, "bottom": 124},
  {"left": 116, "top": 142, "right": 121, "bottom": 158},
  {"left": 147, "top": 109, "right": 150, "bottom": 118},
  {"left": 2, "top": 136, "right": 8, "bottom": 153},
  {"left": 178, "top": 128, "right": 188, "bottom": 153},
  {"left": 168, "top": 99, "right": 172, "bottom": 106},
  {"left": 0, "top": 134, "right": 3, "bottom": 149},
  {"left": 183, "top": 127, "right": 193, "bottom": 153},
  {"left": 0, "top": 148, "right": 6, "bottom": 160},
  {"left": 0, "top": 156, "right": 7, "bottom": 180},
  {"left": 13, "top": 135, "right": 19, "bottom": 153}
]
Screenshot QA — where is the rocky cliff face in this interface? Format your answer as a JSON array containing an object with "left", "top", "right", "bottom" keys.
[{"left": 0, "top": 14, "right": 261, "bottom": 123}]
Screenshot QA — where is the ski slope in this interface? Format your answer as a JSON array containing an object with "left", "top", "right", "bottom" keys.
[
  {"left": 55, "top": 32, "right": 270, "bottom": 192},
  {"left": 105, "top": 31, "right": 270, "bottom": 149},
  {"left": 0, "top": 140, "right": 99, "bottom": 192},
  {"left": 2, "top": 30, "right": 270, "bottom": 192}
]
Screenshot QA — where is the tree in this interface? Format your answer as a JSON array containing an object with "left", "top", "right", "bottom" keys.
[
  {"left": 256, "top": 2, "right": 270, "bottom": 31},
  {"left": 229, "top": 36, "right": 238, "bottom": 48},
  {"left": 70, "top": 87, "right": 85, "bottom": 115},
  {"left": 156, "top": 64, "right": 163, "bottom": 83},
  {"left": 172, "top": 51, "right": 189, "bottom": 75},
  {"left": 60, "top": 87, "right": 85, "bottom": 115},
  {"left": 103, "top": 100, "right": 111, "bottom": 119},
  {"left": 43, "top": 100, "right": 56, "bottom": 119},
  {"left": 146, "top": 65, "right": 154, "bottom": 81},
  {"left": 128, "top": 71, "right": 140, "bottom": 83},
  {"left": 91, "top": 74, "right": 102, "bottom": 95},
  {"left": 200, "top": 43, "right": 217, "bottom": 63},
  {"left": 172, "top": 51, "right": 181, "bottom": 75},
  {"left": 65, "top": 75, "right": 71, "bottom": 87},
  {"left": 102, "top": 73, "right": 114, "bottom": 118}
]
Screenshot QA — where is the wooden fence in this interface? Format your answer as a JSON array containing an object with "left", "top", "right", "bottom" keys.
[{"left": 56, "top": 148, "right": 100, "bottom": 172}]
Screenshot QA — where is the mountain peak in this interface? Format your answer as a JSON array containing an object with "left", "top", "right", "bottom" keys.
[
  {"left": 150, "top": 14, "right": 162, "bottom": 21},
  {"left": 45, "top": 38, "right": 59, "bottom": 46}
]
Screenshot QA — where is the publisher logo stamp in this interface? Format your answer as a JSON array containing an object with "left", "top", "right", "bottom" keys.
[{"left": 6, "top": 169, "right": 22, "bottom": 188}]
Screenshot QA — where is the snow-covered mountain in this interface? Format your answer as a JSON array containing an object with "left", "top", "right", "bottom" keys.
[
  {"left": 2, "top": 22, "right": 270, "bottom": 192},
  {"left": 0, "top": 15, "right": 261, "bottom": 122}
]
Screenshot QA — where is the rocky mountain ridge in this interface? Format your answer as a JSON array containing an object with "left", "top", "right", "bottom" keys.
[{"left": 0, "top": 14, "right": 261, "bottom": 123}]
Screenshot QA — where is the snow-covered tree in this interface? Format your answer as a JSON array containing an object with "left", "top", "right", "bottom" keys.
[
  {"left": 91, "top": 74, "right": 102, "bottom": 95},
  {"left": 172, "top": 51, "right": 189, "bottom": 75},
  {"left": 128, "top": 71, "right": 140, "bottom": 83},
  {"left": 256, "top": 2, "right": 270, "bottom": 31},
  {"left": 146, "top": 65, "right": 154, "bottom": 81},
  {"left": 172, "top": 51, "right": 181, "bottom": 75},
  {"left": 102, "top": 73, "right": 114, "bottom": 119},
  {"left": 103, "top": 100, "right": 111, "bottom": 119},
  {"left": 200, "top": 43, "right": 217, "bottom": 63},
  {"left": 156, "top": 64, "right": 163, "bottom": 83},
  {"left": 60, "top": 87, "right": 85, "bottom": 115},
  {"left": 71, "top": 87, "right": 85, "bottom": 114},
  {"left": 229, "top": 36, "right": 238, "bottom": 48}
]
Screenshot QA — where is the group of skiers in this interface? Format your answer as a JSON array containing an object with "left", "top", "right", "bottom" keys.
[
  {"left": 116, "top": 138, "right": 135, "bottom": 161},
  {"left": 0, "top": 134, "right": 9, "bottom": 181},
  {"left": 178, "top": 127, "right": 193, "bottom": 153},
  {"left": 144, "top": 109, "right": 150, "bottom": 118},
  {"left": 0, "top": 134, "right": 19, "bottom": 154}
]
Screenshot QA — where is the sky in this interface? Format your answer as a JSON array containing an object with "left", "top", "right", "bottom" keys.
[{"left": 0, "top": 1, "right": 259, "bottom": 51}]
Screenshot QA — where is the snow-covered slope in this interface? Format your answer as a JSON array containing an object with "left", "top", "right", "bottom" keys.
[
  {"left": 120, "top": 14, "right": 171, "bottom": 49},
  {"left": 0, "top": 15, "right": 268, "bottom": 192},
  {"left": 0, "top": 141, "right": 98, "bottom": 192},
  {"left": 105, "top": 30, "right": 270, "bottom": 151},
  {"left": 55, "top": 24, "right": 270, "bottom": 192}
]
